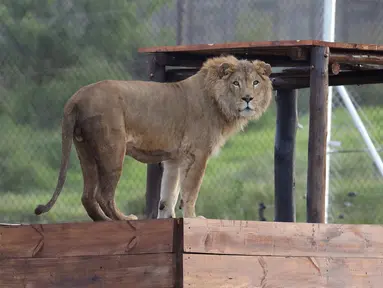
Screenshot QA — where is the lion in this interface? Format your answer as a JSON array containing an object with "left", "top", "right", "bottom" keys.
[{"left": 34, "top": 55, "right": 273, "bottom": 221}]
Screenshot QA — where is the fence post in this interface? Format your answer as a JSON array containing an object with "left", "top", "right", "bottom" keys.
[
  {"left": 274, "top": 89, "right": 297, "bottom": 222},
  {"left": 307, "top": 46, "right": 329, "bottom": 223},
  {"left": 145, "top": 54, "right": 166, "bottom": 219}
]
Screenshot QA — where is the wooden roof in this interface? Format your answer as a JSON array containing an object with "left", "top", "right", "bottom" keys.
[{"left": 138, "top": 40, "right": 383, "bottom": 55}]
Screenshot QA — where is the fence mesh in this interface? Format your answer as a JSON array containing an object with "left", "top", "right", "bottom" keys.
[{"left": 1, "top": 0, "right": 382, "bottom": 224}]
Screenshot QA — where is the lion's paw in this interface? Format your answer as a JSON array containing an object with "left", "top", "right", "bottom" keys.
[
  {"left": 126, "top": 214, "right": 138, "bottom": 220},
  {"left": 197, "top": 215, "right": 206, "bottom": 219}
]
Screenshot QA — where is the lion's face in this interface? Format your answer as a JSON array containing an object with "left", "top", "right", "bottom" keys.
[
  {"left": 228, "top": 64, "right": 272, "bottom": 119},
  {"left": 204, "top": 56, "right": 273, "bottom": 122}
]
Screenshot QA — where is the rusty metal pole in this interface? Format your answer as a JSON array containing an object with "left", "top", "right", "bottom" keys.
[
  {"left": 145, "top": 54, "right": 166, "bottom": 219},
  {"left": 274, "top": 89, "right": 297, "bottom": 222},
  {"left": 307, "top": 46, "right": 329, "bottom": 223}
]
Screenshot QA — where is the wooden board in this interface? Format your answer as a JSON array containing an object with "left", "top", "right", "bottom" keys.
[
  {"left": 183, "top": 218, "right": 383, "bottom": 258},
  {"left": 138, "top": 40, "right": 383, "bottom": 54},
  {"left": 0, "top": 253, "right": 175, "bottom": 288},
  {"left": 0, "top": 219, "right": 174, "bottom": 259},
  {"left": 183, "top": 254, "right": 383, "bottom": 288}
]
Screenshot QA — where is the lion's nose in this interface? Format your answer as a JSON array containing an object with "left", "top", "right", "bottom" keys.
[{"left": 242, "top": 95, "right": 253, "bottom": 103}]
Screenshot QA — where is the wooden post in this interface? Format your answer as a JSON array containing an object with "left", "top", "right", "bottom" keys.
[
  {"left": 307, "top": 46, "right": 329, "bottom": 223},
  {"left": 145, "top": 54, "right": 166, "bottom": 219},
  {"left": 274, "top": 89, "right": 297, "bottom": 222}
]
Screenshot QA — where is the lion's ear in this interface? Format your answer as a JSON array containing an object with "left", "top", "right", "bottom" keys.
[
  {"left": 218, "top": 62, "right": 235, "bottom": 79},
  {"left": 253, "top": 60, "right": 272, "bottom": 77}
]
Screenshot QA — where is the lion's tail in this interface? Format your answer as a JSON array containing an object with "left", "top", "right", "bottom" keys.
[{"left": 34, "top": 103, "right": 77, "bottom": 216}]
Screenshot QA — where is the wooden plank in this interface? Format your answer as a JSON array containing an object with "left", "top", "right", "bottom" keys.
[
  {"left": 166, "top": 68, "right": 383, "bottom": 89},
  {"left": 0, "top": 219, "right": 174, "bottom": 259},
  {"left": 0, "top": 253, "right": 174, "bottom": 288},
  {"left": 330, "top": 52, "right": 383, "bottom": 65},
  {"left": 307, "top": 46, "right": 329, "bottom": 223},
  {"left": 138, "top": 40, "right": 383, "bottom": 54},
  {"left": 183, "top": 254, "right": 383, "bottom": 288},
  {"left": 183, "top": 218, "right": 383, "bottom": 258},
  {"left": 163, "top": 53, "right": 308, "bottom": 69},
  {"left": 273, "top": 69, "right": 383, "bottom": 89},
  {"left": 139, "top": 40, "right": 315, "bottom": 53}
]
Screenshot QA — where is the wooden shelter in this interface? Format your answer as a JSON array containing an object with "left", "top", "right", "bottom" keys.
[{"left": 138, "top": 40, "right": 383, "bottom": 223}]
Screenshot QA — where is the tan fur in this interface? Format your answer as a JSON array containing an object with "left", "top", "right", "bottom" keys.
[{"left": 34, "top": 55, "right": 273, "bottom": 221}]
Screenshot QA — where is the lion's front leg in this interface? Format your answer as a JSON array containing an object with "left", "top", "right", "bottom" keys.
[
  {"left": 157, "top": 160, "right": 181, "bottom": 219},
  {"left": 179, "top": 154, "right": 208, "bottom": 218}
]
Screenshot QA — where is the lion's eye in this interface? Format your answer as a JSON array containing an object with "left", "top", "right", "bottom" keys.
[
  {"left": 253, "top": 80, "right": 259, "bottom": 86},
  {"left": 233, "top": 81, "right": 240, "bottom": 87}
]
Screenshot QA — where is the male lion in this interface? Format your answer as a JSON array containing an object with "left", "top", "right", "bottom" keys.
[{"left": 34, "top": 55, "right": 273, "bottom": 221}]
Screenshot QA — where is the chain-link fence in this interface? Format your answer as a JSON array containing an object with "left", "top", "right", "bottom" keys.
[{"left": 1, "top": 0, "right": 382, "bottom": 224}]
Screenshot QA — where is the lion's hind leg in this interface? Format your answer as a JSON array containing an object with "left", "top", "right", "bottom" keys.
[
  {"left": 91, "top": 127, "right": 138, "bottom": 221},
  {"left": 74, "top": 142, "right": 111, "bottom": 221},
  {"left": 97, "top": 164, "right": 138, "bottom": 221}
]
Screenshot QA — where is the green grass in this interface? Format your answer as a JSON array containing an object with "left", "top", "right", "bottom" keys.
[{"left": 0, "top": 106, "right": 382, "bottom": 224}]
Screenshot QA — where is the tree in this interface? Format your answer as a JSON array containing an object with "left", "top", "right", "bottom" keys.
[
  {"left": 0, "top": 0, "right": 172, "bottom": 128},
  {"left": 0, "top": 0, "right": 173, "bottom": 194}
]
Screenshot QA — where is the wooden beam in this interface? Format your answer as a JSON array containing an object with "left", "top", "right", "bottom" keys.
[
  {"left": 183, "top": 219, "right": 383, "bottom": 258},
  {"left": 272, "top": 70, "right": 383, "bottom": 89},
  {"left": 138, "top": 40, "right": 383, "bottom": 54},
  {"left": 145, "top": 54, "right": 166, "bottom": 219},
  {"left": 183, "top": 254, "right": 383, "bottom": 288},
  {"left": 0, "top": 220, "right": 175, "bottom": 259},
  {"left": 330, "top": 52, "right": 383, "bottom": 65},
  {"left": 0, "top": 254, "right": 175, "bottom": 288},
  {"left": 160, "top": 53, "right": 308, "bottom": 68},
  {"left": 167, "top": 68, "right": 383, "bottom": 88},
  {"left": 307, "top": 46, "right": 329, "bottom": 223},
  {"left": 274, "top": 89, "right": 297, "bottom": 222}
]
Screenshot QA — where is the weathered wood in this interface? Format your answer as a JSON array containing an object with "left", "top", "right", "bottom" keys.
[
  {"left": 183, "top": 218, "right": 383, "bottom": 258},
  {"left": 173, "top": 218, "right": 184, "bottom": 288},
  {"left": 330, "top": 52, "right": 383, "bottom": 65},
  {"left": 307, "top": 46, "right": 330, "bottom": 223},
  {"left": 0, "top": 219, "right": 174, "bottom": 259},
  {"left": 1, "top": 218, "right": 383, "bottom": 287},
  {"left": 183, "top": 254, "right": 383, "bottom": 288},
  {"left": 139, "top": 40, "right": 383, "bottom": 54},
  {"left": 274, "top": 89, "right": 297, "bottom": 222},
  {"left": 0, "top": 254, "right": 175, "bottom": 288},
  {"left": 145, "top": 54, "right": 166, "bottom": 219},
  {"left": 339, "top": 63, "right": 381, "bottom": 71},
  {"left": 161, "top": 53, "right": 308, "bottom": 68},
  {"left": 273, "top": 69, "right": 383, "bottom": 88},
  {"left": 167, "top": 68, "right": 383, "bottom": 89}
]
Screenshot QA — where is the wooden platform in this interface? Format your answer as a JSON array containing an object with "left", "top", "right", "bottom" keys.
[
  {"left": 139, "top": 40, "right": 383, "bottom": 225},
  {"left": 1, "top": 219, "right": 383, "bottom": 287}
]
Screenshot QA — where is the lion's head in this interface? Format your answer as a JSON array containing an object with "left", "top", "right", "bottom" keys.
[{"left": 201, "top": 55, "right": 273, "bottom": 122}]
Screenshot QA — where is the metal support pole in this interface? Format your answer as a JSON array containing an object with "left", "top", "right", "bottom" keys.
[
  {"left": 274, "top": 89, "right": 297, "bottom": 222},
  {"left": 145, "top": 54, "right": 165, "bottom": 219},
  {"left": 307, "top": 46, "right": 329, "bottom": 223},
  {"left": 323, "top": 0, "right": 336, "bottom": 224}
]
